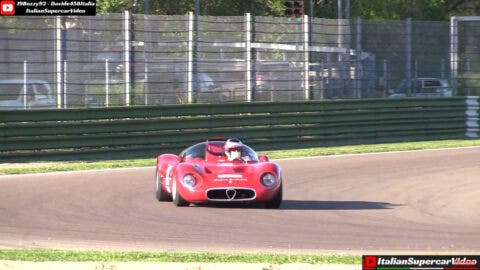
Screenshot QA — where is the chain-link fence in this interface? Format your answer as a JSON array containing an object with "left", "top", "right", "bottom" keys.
[{"left": 1, "top": 13, "right": 479, "bottom": 108}]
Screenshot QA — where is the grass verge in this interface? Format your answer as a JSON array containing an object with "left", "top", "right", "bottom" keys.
[
  {"left": 0, "top": 249, "right": 360, "bottom": 264},
  {"left": 1, "top": 139, "right": 480, "bottom": 175}
]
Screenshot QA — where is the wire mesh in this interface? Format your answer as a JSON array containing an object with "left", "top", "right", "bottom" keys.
[{"left": 0, "top": 14, "right": 479, "bottom": 108}]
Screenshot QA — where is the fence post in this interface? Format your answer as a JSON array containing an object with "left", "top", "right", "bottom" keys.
[
  {"left": 55, "top": 16, "right": 66, "bottom": 109},
  {"left": 383, "top": 59, "right": 388, "bottom": 96},
  {"left": 123, "top": 11, "right": 131, "bottom": 106},
  {"left": 303, "top": 14, "right": 310, "bottom": 100},
  {"left": 187, "top": 11, "right": 194, "bottom": 103},
  {"left": 441, "top": 58, "right": 446, "bottom": 79},
  {"left": 450, "top": 17, "right": 458, "bottom": 96},
  {"left": 23, "top": 60, "right": 27, "bottom": 109},
  {"left": 144, "top": 59, "right": 148, "bottom": 105},
  {"left": 193, "top": 6, "right": 199, "bottom": 102},
  {"left": 355, "top": 17, "right": 362, "bottom": 98},
  {"left": 245, "top": 13, "right": 253, "bottom": 102},
  {"left": 414, "top": 59, "right": 418, "bottom": 80},
  {"left": 318, "top": 61, "right": 325, "bottom": 99},
  {"left": 105, "top": 59, "right": 109, "bottom": 107},
  {"left": 405, "top": 18, "right": 412, "bottom": 97},
  {"left": 63, "top": 60, "right": 67, "bottom": 108},
  {"left": 337, "top": 0, "right": 343, "bottom": 63},
  {"left": 465, "top": 59, "right": 471, "bottom": 95}
]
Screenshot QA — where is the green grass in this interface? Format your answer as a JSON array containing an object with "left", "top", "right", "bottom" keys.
[
  {"left": 263, "top": 139, "right": 480, "bottom": 159},
  {"left": 0, "top": 249, "right": 360, "bottom": 264},
  {"left": 0, "top": 158, "right": 153, "bottom": 175},
  {"left": 1, "top": 139, "right": 480, "bottom": 175}
]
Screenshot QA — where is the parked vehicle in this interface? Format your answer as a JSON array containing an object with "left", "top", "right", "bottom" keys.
[
  {"left": 254, "top": 61, "right": 300, "bottom": 101},
  {"left": 82, "top": 52, "right": 146, "bottom": 80},
  {"left": 0, "top": 79, "right": 56, "bottom": 109},
  {"left": 147, "top": 70, "right": 226, "bottom": 104},
  {"left": 389, "top": 78, "right": 453, "bottom": 98},
  {"left": 155, "top": 138, "right": 283, "bottom": 208}
]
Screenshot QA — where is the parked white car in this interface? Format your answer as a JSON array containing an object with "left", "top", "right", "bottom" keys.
[
  {"left": 0, "top": 79, "right": 56, "bottom": 109},
  {"left": 389, "top": 78, "right": 453, "bottom": 98}
]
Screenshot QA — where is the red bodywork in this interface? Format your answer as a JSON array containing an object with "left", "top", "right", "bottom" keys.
[{"left": 155, "top": 139, "right": 282, "bottom": 207}]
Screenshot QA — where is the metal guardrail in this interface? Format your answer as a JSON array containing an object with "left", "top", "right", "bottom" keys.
[{"left": 0, "top": 98, "right": 474, "bottom": 161}]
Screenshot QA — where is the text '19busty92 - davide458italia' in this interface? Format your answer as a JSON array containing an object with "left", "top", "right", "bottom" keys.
[{"left": 155, "top": 138, "right": 282, "bottom": 208}]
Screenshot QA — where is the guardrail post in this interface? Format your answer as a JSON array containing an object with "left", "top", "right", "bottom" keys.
[{"left": 466, "top": 96, "right": 479, "bottom": 138}]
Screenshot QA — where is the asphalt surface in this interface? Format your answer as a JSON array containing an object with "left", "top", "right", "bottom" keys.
[{"left": 1, "top": 147, "right": 479, "bottom": 254}]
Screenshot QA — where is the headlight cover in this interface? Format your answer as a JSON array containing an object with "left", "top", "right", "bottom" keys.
[
  {"left": 260, "top": 173, "right": 276, "bottom": 188},
  {"left": 182, "top": 174, "right": 196, "bottom": 188}
]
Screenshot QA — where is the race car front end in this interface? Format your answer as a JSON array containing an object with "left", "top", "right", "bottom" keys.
[{"left": 174, "top": 162, "right": 282, "bottom": 205}]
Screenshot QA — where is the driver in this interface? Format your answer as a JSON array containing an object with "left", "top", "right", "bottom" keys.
[{"left": 224, "top": 138, "right": 244, "bottom": 161}]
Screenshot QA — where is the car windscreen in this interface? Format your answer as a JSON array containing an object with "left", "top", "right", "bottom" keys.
[
  {"left": 423, "top": 80, "right": 442, "bottom": 87},
  {"left": 418, "top": 80, "right": 448, "bottom": 93},
  {"left": 180, "top": 142, "right": 206, "bottom": 160},
  {"left": 206, "top": 140, "right": 259, "bottom": 162},
  {"left": 0, "top": 83, "right": 22, "bottom": 101},
  {"left": 394, "top": 80, "right": 407, "bottom": 93},
  {"left": 239, "top": 145, "right": 259, "bottom": 162}
]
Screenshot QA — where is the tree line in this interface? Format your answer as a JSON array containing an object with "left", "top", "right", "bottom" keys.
[{"left": 96, "top": 0, "right": 479, "bottom": 21}]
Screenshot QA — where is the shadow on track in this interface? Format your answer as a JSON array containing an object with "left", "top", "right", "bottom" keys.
[
  {"left": 281, "top": 200, "right": 402, "bottom": 210},
  {"left": 191, "top": 200, "right": 402, "bottom": 210}
]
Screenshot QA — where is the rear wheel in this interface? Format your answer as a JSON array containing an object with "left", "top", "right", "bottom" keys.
[
  {"left": 172, "top": 180, "right": 189, "bottom": 207},
  {"left": 265, "top": 183, "right": 282, "bottom": 209},
  {"left": 155, "top": 170, "right": 171, "bottom": 201}
]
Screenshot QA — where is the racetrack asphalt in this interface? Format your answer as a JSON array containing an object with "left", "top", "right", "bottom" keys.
[{"left": 0, "top": 147, "right": 479, "bottom": 254}]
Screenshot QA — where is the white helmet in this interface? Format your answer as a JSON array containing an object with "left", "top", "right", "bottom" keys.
[{"left": 224, "top": 138, "right": 243, "bottom": 161}]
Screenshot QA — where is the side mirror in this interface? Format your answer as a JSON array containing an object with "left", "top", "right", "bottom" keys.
[
  {"left": 258, "top": 155, "right": 269, "bottom": 162},
  {"left": 177, "top": 155, "right": 183, "bottom": 163}
]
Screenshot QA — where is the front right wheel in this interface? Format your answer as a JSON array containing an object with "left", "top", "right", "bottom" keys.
[
  {"left": 155, "top": 170, "right": 171, "bottom": 201},
  {"left": 172, "top": 180, "right": 190, "bottom": 207}
]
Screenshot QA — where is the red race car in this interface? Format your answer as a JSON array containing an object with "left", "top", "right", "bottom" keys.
[{"left": 155, "top": 138, "right": 282, "bottom": 208}]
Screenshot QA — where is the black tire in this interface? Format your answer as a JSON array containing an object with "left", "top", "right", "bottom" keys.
[
  {"left": 172, "top": 180, "right": 189, "bottom": 207},
  {"left": 155, "top": 170, "right": 171, "bottom": 201},
  {"left": 265, "top": 183, "right": 282, "bottom": 209}
]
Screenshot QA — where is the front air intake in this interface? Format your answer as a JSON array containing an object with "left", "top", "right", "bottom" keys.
[{"left": 206, "top": 188, "right": 256, "bottom": 201}]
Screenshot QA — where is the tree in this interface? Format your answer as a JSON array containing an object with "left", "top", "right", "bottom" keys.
[
  {"left": 350, "top": 0, "right": 447, "bottom": 20},
  {"left": 308, "top": 0, "right": 447, "bottom": 21},
  {"left": 95, "top": 0, "right": 480, "bottom": 21},
  {"left": 96, "top": 0, "right": 286, "bottom": 16},
  {"left": 447, "top": 0, "right": 480, "bottom": 16}
]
